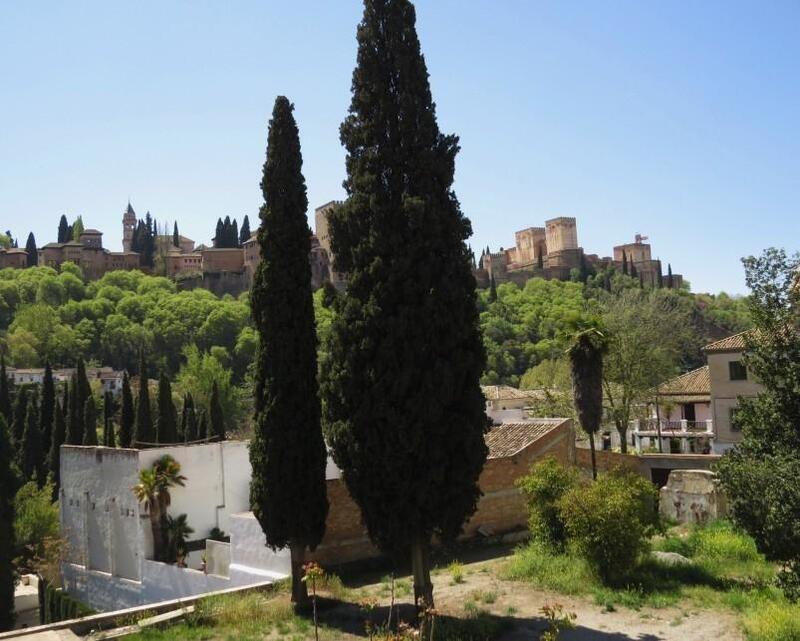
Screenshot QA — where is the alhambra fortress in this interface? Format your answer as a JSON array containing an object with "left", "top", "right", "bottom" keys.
[
  {"left": 476, "top": 216, "right": 683, "bottom": 289},
  {"left": 0, "top": 205, "right": 682, "bottom": 292}
]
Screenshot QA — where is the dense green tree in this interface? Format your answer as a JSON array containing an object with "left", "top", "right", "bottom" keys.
[
  {"left": 25, "top": 233, "right": 38, "bottom": 267},
  {"left": 103, "top": 391, "right": 116, "bottom": 447},
  {"left": 0, "top": 358, "right": 11, "bottom": 425},
  {"left": 249, "top": 96, "right": 328, "bottom": 606},
  {"left": 322, "top": 0, "right": 487, "bottom": 608},
  {"left": 18, "top": 390, "right": 44, "bottom": 485},
  {"left": 489, "top": 274, "right": 497, "bottom": 302},
  {"left": 0, "top": 415, "right": 17, "bottom": 631},
  {"left": 48, "top": 401, "right": 66, "bottom": 496},
  {"left": 40, "top": 363, "right": 55, "bottom": 455},
  {"left": 209, "top": 381, "right": 225, "bottom": 441},
  {"left": 134, "top": 353, "right": 154, "bottom": 446},
  {"left": 71, "top": 216, "right": 84, "bottom": 241},
  {"left": 239, "top": 215, "right": 251, "bottom": 245},
  {"left": 83, "top": 397, "right": 98, "bottom": 446},
  {"left": 57, "top": 214, "right": 70, "bottom": 244},
  {"left": 172, "top": 222, "right": 180, "bottom": 248},
  {"left": 716, "top": 248, "right": 800, "bottom": 598},
  {"left": 119, "top": 372, "right": 134, "bottom": 448},
  {"left": 155, "top": 371, "right": 178, "bottom": 444}
]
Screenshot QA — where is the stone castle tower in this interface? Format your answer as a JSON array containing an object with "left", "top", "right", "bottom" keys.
[{"left": 122, "top": 202, "right": 136, "bottom": 252}]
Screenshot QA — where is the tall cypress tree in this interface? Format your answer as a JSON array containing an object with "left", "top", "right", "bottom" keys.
[
  {"left": 321, "top": 0, "right": 487, "bottom": 607},
  {"left": 83, "top": 397, "right": 98, "bottom": 446},
  {"left": 214, "top": 218, "right": 224, "bottom": 248},
  {"left": 0, "top": 358, "right": 11, "bottom": 426},
  {"left": 209, "top": 382, "right": 225, "bottom": 441},
  {"left": 232, "top": 219, "right": 239, "bottom": 248},
  {"left": 239, "top": 215, "right": 251, "bottom": 245},
  {"left": 622, "top": 250, "right": 629, "bottom": 275},
  {"left": 103, "top": 391, "right": 116, "bottom": 447},
  {"left": 197, "top": 409, "right": 207, "bottom": 441},
  {"left": 155, "top": 371, "right": 178, "bottom": 444},
  {"left": 25, "top": 232, "right": 38, "bottom": 266},
  {"left": 57, "top": 214, "right": 70, "bottom": 244},
  {"left": 667, "top": 263, "right": 674, "bottom": 289},
  {"left": 488, "top": 273, "right": 497, "bottom": 302},
  {"left": 172, "top": 222, "right": 180, "bottom": 248},
  {"left": 134, "top": 353, "right": 154, "bottom": 446},
  {"left": 19, "top": 390, "right": 44, "bottom": 485},
  {"left": 657, "top": 260, "right": 664, "bottom": 288},
  {"left": 40, "top": 362, "right": 55, "bottom": 455},
  {"left": 65, "top": 376, "right": 84, "bottom": 445},
  {"left": 12, "top": 387, "right": 28, "bottom": 450},
  {"left": 0, "top": 415, "right": 17, "bottom": 631},
  {"left": 48, "top": 401, "right": 66, "bottom": 496},
  {"left": 119, "top": 372, "right": 134, "bottom": 448},
  {"left": 183, "top": 394, "right": 197, "bottom": 442},
  {"left": 249, "top": 96, "right": 328, "bottom": 606}
]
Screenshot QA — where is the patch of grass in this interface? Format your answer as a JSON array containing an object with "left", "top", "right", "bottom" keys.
[
  {"left": 448, "top": 561, "right": 465, "bottom": 585},
  {"left": 432, "top": 611, "right": 508, "bottom": 641},
  {"left": 501, "top": 542, "right": 592, "bottom": 595},
  {"left": 743, "top": 602, "right": 800, "bottom": 641}
]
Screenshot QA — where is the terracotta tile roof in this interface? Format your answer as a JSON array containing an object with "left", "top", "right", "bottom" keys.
[
  {"left": 703, "top": 331, "right": 749, "bottom": 353},
  {"left": 658, "top": 366, "right": 710, "bottom": 399},
  {"left": 482, "top": 385, "right": 543, "bottom": 402},
  {"left": 485, "top": 419, "right": 567, "bottom": 459}
]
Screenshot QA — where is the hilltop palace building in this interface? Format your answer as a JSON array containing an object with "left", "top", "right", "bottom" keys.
[{"left": 476, "top": 217, "right": 683, "bottom": 288}]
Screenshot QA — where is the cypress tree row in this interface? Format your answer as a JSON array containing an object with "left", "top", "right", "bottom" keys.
[
  {"left": 321, "top": 0, "right": 487, "bottom": 607},
  {"left": 134, "top": 353, "right": 154, "bottom": 446},
  {"left": 83, "top": 397, "right": 98, "bottom": 446},
  {"left": 0, "top": 358, "right": 11, "bottom": 425},
  {"left": 40, "top": 363, "right": 56, "bottom": 454},
  {"left": 155, "top": 372, "right": 178, "bottom": 444},
  {"left": 19, "top": 390, "right": 44, "bottom": 486},
  {"left": 249, "top": 96, "right": 328, "bottom": 606},
  {"left": 48, "top": 401, "right": 66, "bottom": 497},
  {"left": 209, "top": 382, "right": 225, "bottom": 441},
  {"left": 0, "top": 416, "right": 17, "bottom": 631},
  {"left": 103, "top": 391, "right": 116, "bottom": 447},
  {"left": 119, "top": 372, "right": 134, "bottom": 448}
]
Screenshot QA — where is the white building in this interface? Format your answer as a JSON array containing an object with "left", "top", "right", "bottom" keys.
[{"left": 60, "top": 441, "right": 291, "bottom": 611}]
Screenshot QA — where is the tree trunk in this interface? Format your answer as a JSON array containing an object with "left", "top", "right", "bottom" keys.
[
  {"left": 617, "top": 423, "right": 628, "bottom": 454},
  {"left": 589, "top": 431, "right": 597, "bottom": 480},
  {"left": 289, "top": 542, "right": 309, "bottom": 607},
  {"left": 149, "top": 506, "right": 162, "bottom": 561},
  {"left": 411, "top": 535, "right": 434, "bottom": 610}
]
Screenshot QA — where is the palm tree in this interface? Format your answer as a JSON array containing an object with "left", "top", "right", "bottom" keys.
[
  {"left": 131, "top": 455, "right": 186, "bottom": 561},
  {"left": 567, "top": 326, "right": 607, "bottom": 480},
  {"left": 165, "top": 514, "right": 194, "bottom": 566}
]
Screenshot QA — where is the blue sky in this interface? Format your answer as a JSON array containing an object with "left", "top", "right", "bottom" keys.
[{"left": 1, "top": 1, "right": 797, "bottom": 294}]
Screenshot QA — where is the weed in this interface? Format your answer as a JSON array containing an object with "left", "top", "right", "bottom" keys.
[
  {"left": 743, "top": 601, "right": 800, "bottom": 641},
  {"left": 448, "top": 561, "right": 465, "bottom": 585}
]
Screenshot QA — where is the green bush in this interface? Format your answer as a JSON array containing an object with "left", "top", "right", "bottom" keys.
[
  {"left": 516, "top": 457, "right": 579, "bottom": 549},
  {"left": 14, "top": 480, "right": 59, "bottom": 570},
  {"left": 558, "top": 468, "right": 659, "bottom": 585}
]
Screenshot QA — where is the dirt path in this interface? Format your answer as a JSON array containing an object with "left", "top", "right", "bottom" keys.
[{"left": 423, "top": 558, "right": 744, "bottom": 641}]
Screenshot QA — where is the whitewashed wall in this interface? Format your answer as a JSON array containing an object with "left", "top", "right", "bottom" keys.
[{"left": 60, "top": 441, "right": 289, "bottom": 612}]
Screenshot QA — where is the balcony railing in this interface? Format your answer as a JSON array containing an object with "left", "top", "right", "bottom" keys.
[{"left": 633, "top": 418, "right": 713, "bottom": 434}]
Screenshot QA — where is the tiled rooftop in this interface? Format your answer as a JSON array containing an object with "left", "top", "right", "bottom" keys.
[
  {"left": 485, "top": 419, "right": 567, "bottom": 459},
  {"left": 482, "top": 385, "right": 543, "bottom": 402},
  {"left": 703, "top": 331, "right": 749, "bottom": 353},
  {"left": 658, "top": 366, "right": 710, "bottom": 399}
]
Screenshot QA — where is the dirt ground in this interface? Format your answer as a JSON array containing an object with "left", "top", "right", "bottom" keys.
[
  {"left": 325, "top": 553, "right": 745, "bottom": 641},
  {"left": 426, "top": 559, "right": 743, "bottom": 640}
]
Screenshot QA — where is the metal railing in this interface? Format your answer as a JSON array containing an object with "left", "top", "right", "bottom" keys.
[{"left": 633, "top": 418, "right": 713, "bottom": 434}]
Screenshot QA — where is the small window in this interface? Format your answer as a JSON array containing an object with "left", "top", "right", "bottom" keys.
[
  {"left": 729, "top": 407, "right": 741, "bottom": 432},
  {"left": 729, "top": 360, "right": 747, "bottom": 381}
]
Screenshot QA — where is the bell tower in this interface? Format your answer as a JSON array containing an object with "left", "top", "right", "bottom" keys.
[{"left": 122, "top": 201, "right": 136, "bottom": 252}]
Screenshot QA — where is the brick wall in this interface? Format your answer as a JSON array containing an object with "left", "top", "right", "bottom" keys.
[
  {"left": 311, "top": 421, "right": 574, "bottom": 567},
  {"left": 574, "top": 447, "right": 643, "bottom": 478}
]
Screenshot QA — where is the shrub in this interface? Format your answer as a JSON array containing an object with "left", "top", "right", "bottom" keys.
[
  {"left": 448, "top": 561, "right": 465, "bottom": 584},
  {"left": 516, "top": 457, "right": 579, "bottom": 549},
  {"left": 14, "top": 480, "right": 60, "bottom": 571},
  {"left": 558, "top": 468, "right": 659, "bottom": 585},
  {"left": 743, "top": 602, "right": 800, "bottom": 641}
]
